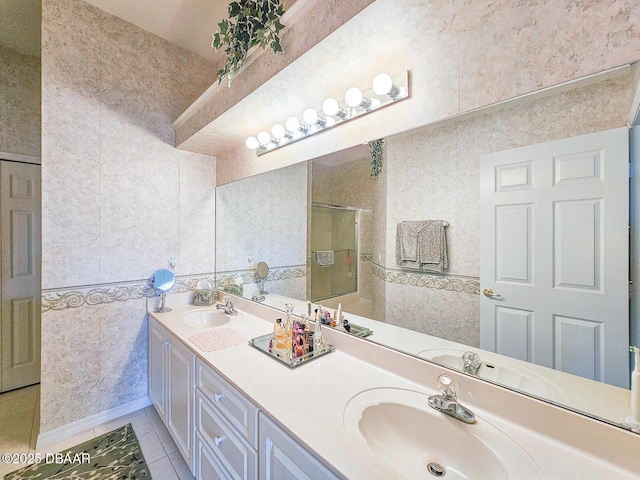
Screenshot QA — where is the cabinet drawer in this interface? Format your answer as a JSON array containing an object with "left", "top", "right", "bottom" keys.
[
  {"left": 196, "top": 432, "right": 232, "bottom": 480},
  {"left": 196, "top": 390, "right": 258, "bottom": 480},
  {"left": 196, "top": 358, "right": 259, "bottom": 448}
]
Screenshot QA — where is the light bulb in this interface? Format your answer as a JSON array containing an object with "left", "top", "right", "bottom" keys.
[
  {"left": 286, "top": 116, "right": 301, "bottom": 132},
  {"left": 272, "top": 124, "right": 286, "bottom": 139},
  {"left": 322, "top": 97, "right": 349, "bottom": 119},
  {"left": 345, "top": 86, "right": 372, "bottom": 109},
  {"left": 257, "top": 130, "right": 272, "bottom": 145},
  {"left": 372, "top": 72, "right": 400, "bottom": 98},
  {"left": 302, "top": 108, "right": 318, "bottom": 124},
  {"left": 322, "top": 98, "right": 339, "bottom": 116},
  {"left": 303, "top": 108, "right": 326, "bottom": 126},
  {"left": 246, "top": 136, "right": 259, "bottom": 150}
]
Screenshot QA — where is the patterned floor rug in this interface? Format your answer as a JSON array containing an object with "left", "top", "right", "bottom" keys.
[{"left": 4, "top": 423, "right": 150, "bottom": 479}]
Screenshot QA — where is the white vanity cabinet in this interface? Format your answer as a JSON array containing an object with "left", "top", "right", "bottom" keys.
[
  {"left": 195, "top": 358, "right": 259, "bottom": 479},
  {"left": 148, "top": 317, "right": 195, "bottom": 472},
  {"left": 259, "top": 414, "right": 341, "bottom": 480}
]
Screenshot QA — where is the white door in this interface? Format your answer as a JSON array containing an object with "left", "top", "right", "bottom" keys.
[
  {"left": 1, "top": 161, "right": 41, "bottom": 392},
  {"left": 480, "top": 128, "right": 629, "bottom": 388}
]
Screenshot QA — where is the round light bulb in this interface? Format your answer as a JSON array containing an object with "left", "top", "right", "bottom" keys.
[
  {"left": 345, "top": 87, "right": 363, "bottom": 107},
  {"left": 257, "top": 130, "right": 271, "bottom": 145},
  {"left": 271, "top": 124, "right": 286, "bottom": 139},
  {"left": 246, "top": 136, "right": 259, "bottom": 150},
  {"left": 286, "top": 116, "right": 301, "bottom": 132},
  {"left": 372, "top": 73, "right": 393, "bottom": 95},
  {"left": 302, "top": 108, "right": 319, "bottom": 125},
  {"left": 322, "top": 97, "right": 340, "bottom": 116}
]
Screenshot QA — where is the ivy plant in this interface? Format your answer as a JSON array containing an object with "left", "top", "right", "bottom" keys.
[
  {"left": 211, "top": 0, "right": 286, "bottom": 84},
  {"left": 369, "top": 138, "right": 384, "bottom": 179}
]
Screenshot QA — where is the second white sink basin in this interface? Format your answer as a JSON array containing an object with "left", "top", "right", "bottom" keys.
[
  {"left": 343, "top": 388, "right": 546, "bottom": 480},
  {"left": 417, "top": 349, "right": 569, "bottom": 404},
  {"left": 179, "top": 309, "right": 232, "bottom": 328}
]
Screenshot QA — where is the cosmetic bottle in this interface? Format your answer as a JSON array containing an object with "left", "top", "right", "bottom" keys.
[
  {"left": 313, "top": 317, "right": 324, "bottom": 352},
  {"left": 272, "top": 318, "right": 286, "bottom": 359},
  {"left": 283, "top": 305, "right": 292, "bottom": 361}
]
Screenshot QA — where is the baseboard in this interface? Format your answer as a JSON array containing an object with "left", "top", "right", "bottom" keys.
[{"left": 36, "top": 395, "right": 152, "bottom": 449}]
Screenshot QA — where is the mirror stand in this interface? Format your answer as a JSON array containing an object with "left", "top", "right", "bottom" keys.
[
  {"left": 258, "top": 278, "right": 269, "bottom": 295},
  {"left": 154, "top": 290, "right": 172, "bottom": 313}
]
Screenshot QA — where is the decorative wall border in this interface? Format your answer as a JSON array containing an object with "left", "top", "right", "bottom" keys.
[
  {"left": 216, "top": 265, "right": 307, "bottom": 287},
  {"left": 41, "top": 274, "right": 216, "bottom": 312},
  {"left": 372, "top": 263, "right": 480, "bottom": 295},
  {"left": 360, "top": 253, "right": 373, "bottom": 262}
]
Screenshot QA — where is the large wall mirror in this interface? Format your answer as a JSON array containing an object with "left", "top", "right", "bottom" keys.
[{"left": 216, "top": 67, "right": 640, "bottom": 432}]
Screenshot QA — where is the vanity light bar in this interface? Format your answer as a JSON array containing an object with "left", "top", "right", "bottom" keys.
[{"left": 246, "top": 71, "right": 410, "bottom": 156}]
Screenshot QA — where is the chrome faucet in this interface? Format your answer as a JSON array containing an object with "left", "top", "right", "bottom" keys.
[
  {"left": 428, "top": 374, "right": 476, "bottom": 424},
  {"left": 463, "top": 351, "right": 482, "bottom": 375},
  {"left": 216, "top": 295, "right": 238, "bottom": 315},
  {"left": 251, "top": 291, "right": 265, "bottom": 303}
]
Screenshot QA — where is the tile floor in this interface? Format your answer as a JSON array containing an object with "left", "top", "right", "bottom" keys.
[{"left": 0, "top": 384, "right": 194, "bottom": 479}]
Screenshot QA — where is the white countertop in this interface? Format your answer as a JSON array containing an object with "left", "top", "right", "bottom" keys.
[
  {"left": 254, "top": 292, "right": 633, "bottom": 427},
  {"left": 149, "top": 298, "right": 640, "bottom": 479}
]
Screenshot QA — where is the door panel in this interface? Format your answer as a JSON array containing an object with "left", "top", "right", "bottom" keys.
[
  {"left": 480, "top": 128, "right": 629, "bottom": 388},
  {"left": 1, "top": 161, "right": 41, "bottom": 392}
]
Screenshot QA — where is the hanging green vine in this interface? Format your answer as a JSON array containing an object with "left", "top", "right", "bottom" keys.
[
  {"left": 211, "top": 0, "right": 286, "bottom": 84},
  {"left": 369, "top": 138, "right": 384, "bottom": 179}
]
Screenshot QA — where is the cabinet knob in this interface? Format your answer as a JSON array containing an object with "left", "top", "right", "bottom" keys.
[
  {"left": 214, "top": 393, "right": 224, "bottom": 402},
  {"left": 214, "top": 436, "right": 224, "bottom": 446}
]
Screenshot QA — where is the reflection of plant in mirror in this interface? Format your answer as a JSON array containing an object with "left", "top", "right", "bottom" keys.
[
  {"left": 211, "top": 0, "right": 286, "bottom": 84},
  {"left": 369, "top": 138, "right": 384, "bottom": 178}
]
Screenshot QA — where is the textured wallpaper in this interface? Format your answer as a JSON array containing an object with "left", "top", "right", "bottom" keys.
[
  {"left": 40, "top": 0, "right": 216, "bottom": 434},
  {"left": 0, "top": 45, "right": 40, "bottom": 158},
  {"left": 378, "top": 71, "right": 636, "bottom": 346}
]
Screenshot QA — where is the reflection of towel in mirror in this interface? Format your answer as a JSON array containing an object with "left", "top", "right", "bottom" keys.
[
  {"left": 315, "top": 250, "right": 335, "bottom": 267},
  {"left": 418, "top": 220, "right": 448, "bottom": 272},
  {"left": 396, "top": 220, "right": 448, "bottom": 272},
  {"left": 397, "top": 221, "right": 424, "bottom": 261}
]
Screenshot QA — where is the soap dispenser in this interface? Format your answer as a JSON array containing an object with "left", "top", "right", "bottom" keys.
[{"left": 627, "top": 346, "right": 640, "bottom": 431}]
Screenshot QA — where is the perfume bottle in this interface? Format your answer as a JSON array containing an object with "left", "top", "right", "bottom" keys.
[{"left": 273, "top": 318, "right": 287, "bottom": 359}]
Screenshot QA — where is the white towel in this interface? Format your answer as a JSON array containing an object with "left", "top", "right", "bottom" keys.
[
  {"left": 418, "top": 220, "right": 448, "bottom": 272},
  {"left": 315, "top": 250, "right": 335, "bottom": 267},
  {"left": 396, "top": 220, "right": 448, "bottom": 272}
]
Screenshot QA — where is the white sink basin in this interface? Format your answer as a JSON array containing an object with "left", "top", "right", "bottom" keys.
[
  {"left": 417, "top": 349, "right": 569, "bottom": 404},
  {"left": 179, "top": 309, "right": 232, "bottom": 328},
  {"left": 343, "top": 388, "right": 546, "bottom": 480}
]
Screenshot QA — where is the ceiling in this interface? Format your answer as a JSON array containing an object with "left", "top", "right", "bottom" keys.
[
  {"left": 0, "top": 0, "right": 230, "bottom": 60},
  {"left": 83, "top": 0, "right": 229, "bottom": 60}
]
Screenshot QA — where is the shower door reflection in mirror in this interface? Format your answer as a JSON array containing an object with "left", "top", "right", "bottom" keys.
[{"left": 310, "top": 204, "right": 358, "bottom": 302}]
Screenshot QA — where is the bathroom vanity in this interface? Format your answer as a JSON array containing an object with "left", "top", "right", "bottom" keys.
[{"left": 148, "top": 295, "right": 640, "bottom": 479}]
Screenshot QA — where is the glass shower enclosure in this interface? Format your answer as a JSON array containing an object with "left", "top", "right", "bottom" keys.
[{"left": 310, "top": 203, "right": 358, "bottom": 302}]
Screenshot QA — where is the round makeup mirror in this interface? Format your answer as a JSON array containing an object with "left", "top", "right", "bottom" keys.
[
  {"left": 150, "top": 268, "right": 176, "bottom": 312},
  {"left": 256, "top": 261, "right": 269, "bottom": 295}
]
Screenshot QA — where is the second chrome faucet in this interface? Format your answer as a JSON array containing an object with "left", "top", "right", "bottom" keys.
[{"left": 428, "top": 373, "right": 476, "bottom": 424}]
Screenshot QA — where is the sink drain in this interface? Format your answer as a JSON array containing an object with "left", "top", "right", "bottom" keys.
[{"left": 427, "top": 462, "right": 446, "bottom": 477}]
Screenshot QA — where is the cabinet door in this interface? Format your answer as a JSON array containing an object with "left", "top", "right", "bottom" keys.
[
  {"left": 148, "top": 320, "right": 167, "bottom": 419},
  {"left": 259, "top": 414, "right": 340, "bottom": 480},
  {"left": 167, "top": 336, "right": 195, "bottom": 472},
  {"left": 196, "top": 432, "right": 232, "bottom": 480}
]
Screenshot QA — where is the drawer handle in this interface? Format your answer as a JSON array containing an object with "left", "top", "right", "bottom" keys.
[
  {"left": 214, "top": 436, "right": 224, "bottom": 446},
  {"left": 214, "top": 393, "right": 224, "bottom": 402}
]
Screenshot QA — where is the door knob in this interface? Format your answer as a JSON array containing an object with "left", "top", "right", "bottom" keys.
[{"left": 483, "top": 288, "right": 502, "bottom": 298}]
